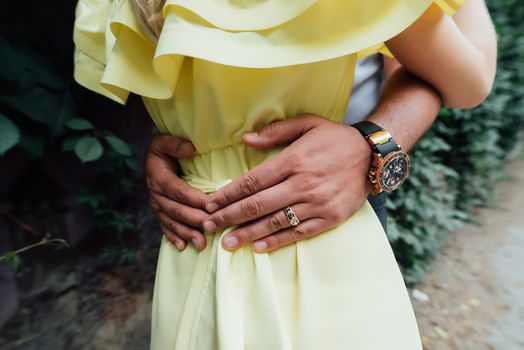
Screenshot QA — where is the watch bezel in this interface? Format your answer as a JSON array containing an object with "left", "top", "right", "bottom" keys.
[{"left": 376, "top": 151, "right": 411, "bottom": 192}]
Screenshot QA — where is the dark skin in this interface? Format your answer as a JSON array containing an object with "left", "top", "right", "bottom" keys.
[
  {"left": 145, "top": 0, "right": 498, "bottom": 252},
  {"left": 145, "top": 64, "right": 442, "bottom": 252}
]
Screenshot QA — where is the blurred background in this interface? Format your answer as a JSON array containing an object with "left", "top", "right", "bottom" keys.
[{"left": 0, "top": 0, "right": 523, "bottom": 349}]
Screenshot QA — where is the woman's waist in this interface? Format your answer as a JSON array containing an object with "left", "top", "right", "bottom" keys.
[{"left": 178, "top": 142, "right": 284, "bottom": 192}]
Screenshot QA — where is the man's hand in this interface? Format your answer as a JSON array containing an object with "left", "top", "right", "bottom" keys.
[
  {"left": 145, "top": 134, "right": 209, "bottom": 251},
  {"left": 145, "top": 66, "right": 442, "bottom": 254},
  {"left": 203, "top": 114, "right": 373, "bottom": 252}
]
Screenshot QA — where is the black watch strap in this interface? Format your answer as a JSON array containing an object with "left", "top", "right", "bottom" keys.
[
  {"left": 351, "top": 121, "right": 400, "bottom": 157},
  {"left": 352, "top": 120, "right": 382, "bottom": 135}
]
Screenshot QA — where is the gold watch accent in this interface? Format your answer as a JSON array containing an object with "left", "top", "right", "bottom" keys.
[
  {"left": 368, "top": 130, "right": 392, "bottom": 146},
  {"left": 351, "top": 122, "right": 410, "bottom": 195}
]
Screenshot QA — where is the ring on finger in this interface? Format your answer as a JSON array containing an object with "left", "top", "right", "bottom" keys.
[{"left": 284, "top": 206, "right": 300, "bottom": 226}]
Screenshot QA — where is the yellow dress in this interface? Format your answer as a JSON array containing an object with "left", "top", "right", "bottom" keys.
[{"left": 73, "top": 1, "right": 463, "bottom": 349}]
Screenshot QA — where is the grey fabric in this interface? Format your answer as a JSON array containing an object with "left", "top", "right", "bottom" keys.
[
  {"left": 344, "top": 54, "right": 388, "bottom": 231},
  {"left": 344, "top": 54, "right": 384, "bottom": 124}
]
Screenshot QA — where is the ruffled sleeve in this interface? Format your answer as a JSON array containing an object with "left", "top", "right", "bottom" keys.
[
  {"left": 73, "top": 0, "right": 465, "bottom": 104},
  {"left": 73, "top": 0, "right": 120, "bottom": 102},
  {"left": 73, "top": 0, "right": 182, "bottom": 105},
  {"left": 435, "top": 0, "right": 465, "bottom": 16}
]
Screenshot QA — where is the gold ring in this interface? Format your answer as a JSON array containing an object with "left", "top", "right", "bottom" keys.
[{"left": 284, "top": 206, "right": 300, "bottom": 226}]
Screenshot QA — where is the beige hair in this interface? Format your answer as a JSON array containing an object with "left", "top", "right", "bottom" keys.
[{"left": 129, "top": 0, "right": 166, "bottom": 41}]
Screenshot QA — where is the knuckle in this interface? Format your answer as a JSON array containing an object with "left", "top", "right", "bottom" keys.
[
  {"left": 264, "top": 236, "right": 280, "bottom": 251},
  {"left": 300, "top": 188, "right": 317, "bottom": 204},
  {"left": 313, "top": 190, "right": 330, "bottom": 206},
  {"left": 160, "top": 218, "right": 174, "bottom": 231},
  {"left": 219, "top": 190, "right": 235, "bottom": 206},
  {"left": 240, "top": 174, "right": 259, "bottom": 196},
  {"left": 236, "top": 230, "right": 252, "bottom": 244},
  {"left": 296, "top": 176, "right": 316, "bottom": 193},
  {"left": 286, "top": 153, "right": 300, "bottom": 169},
  {"left": 167, "top": 204, "right": 183, "bottom": 220},
  {"left": 262, "top": 122, "right": 278, "bottom": 138},
  {"left": 241, "top": 200, "right": 263, "bottom": 219},
  {"left": 328, "top": 206, "right": 347, "bottom": 223},
  {"left": 166, "top": 182, "right": 185, "bottom": 202},
  {"left": 146, "top": 176, "right": 158, "bottom": 192},
  {"left": 151, "top": 134, "right": 166, "bottom": 147},
  {"left": 210, "top": 212, "right": 226, "bottom": 228},
  {"left": 266, "top": 214, "right": 285, "bottom": 232},
  {"left": 288, "top": 153, "right": 305, "bottom": 171},
  {"left": 335, "top": 209, "right": 348, "bottom": 222},
  {"left": 148, "top": 196, "right": 159, "bottom": 210},
  {"left": 291, "top": 226, "right": 308, "bottom": 241}
]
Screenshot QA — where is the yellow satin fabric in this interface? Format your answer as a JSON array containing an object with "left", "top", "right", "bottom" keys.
[{"left": 72, "top": 0, "right": 464, "bottom": 349}]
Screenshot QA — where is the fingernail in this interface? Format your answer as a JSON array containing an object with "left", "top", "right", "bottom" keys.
[
  {"left": 243, "top": 132, "right": 258, "bottom": 141},
  {"left": 206, "top": 202, "right": 219, "bottom": 213},
  {"left": 191, "top": 238, "right": 200, "bottom": 249},
  {"left": 178, "top": 141, "right": 194, "bottom": 155},
  {"left": 203, "top": 220, "right": 217, "bottom": 232},
  {"left": 175, "top": 240, "right": 184, "bottom": 251},
  {"left": 253, "top": 241, "right": 268, "bottom": 252},
  {"left": 222, "top": 236, "right": 238, "bottom": 249}
]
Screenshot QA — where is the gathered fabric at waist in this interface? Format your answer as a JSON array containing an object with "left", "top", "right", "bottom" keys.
[{"left": 178, "top": 142, "right": 286, "bottom": 190}]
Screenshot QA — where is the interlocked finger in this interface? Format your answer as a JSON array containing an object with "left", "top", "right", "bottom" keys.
[
  {"left": 204, "top": 181, "right": 301, "bottom": 232},
  {"left": 221, "top": 203, "right": 310, "bottom": 250},
  {"left": 158, "top": 212, "right": 207, "bottom": 251},
  {"left": 252, "top": 217, "right": 331, "bottom": 252},
  {"left": 160, "top": 225, "right": 187, "bottom": 251},
  {"left": 154, "top": 193, "right": 208, "bottom": 229}
]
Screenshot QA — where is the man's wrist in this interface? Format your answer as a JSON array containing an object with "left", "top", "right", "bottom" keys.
[
  {"left": 348, "top": 124, "right": 374, "bottom": 168},
  {"left": 350, "top": 121, "right": 411, "bottom": 195}
]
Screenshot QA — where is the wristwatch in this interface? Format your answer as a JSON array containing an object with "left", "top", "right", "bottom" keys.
[{"left": 351, "top": 121, "right": 411, "bottom": 195}]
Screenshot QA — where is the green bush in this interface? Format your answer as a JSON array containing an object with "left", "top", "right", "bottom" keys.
[
  {"left": 0, "top": 1, "right": 146, "bottom": 265},
  {"left": 1, "top": 0, "right": 523, "bottom": 282},
  {"left": 388, "top": 0, "right": 524, "bottom": 284}
]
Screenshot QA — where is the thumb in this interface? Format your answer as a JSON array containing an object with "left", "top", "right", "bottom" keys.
[
  {"left": 242, "top": 115, "right": 319, "bottom": 149},
  {"left": 151, "top": 134, "right": 196, "bottom": 159}
]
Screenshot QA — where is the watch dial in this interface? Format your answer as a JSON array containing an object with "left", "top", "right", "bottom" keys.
[{"left": 379, "top": 152, "right": 410, "bottom": 191}]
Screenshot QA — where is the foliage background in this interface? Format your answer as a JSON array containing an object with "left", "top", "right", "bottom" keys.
[
  {"left": 387, "top": 0, "right": 524, "bottom": 283},
  {"left": 0, "top": 0, "right": 523, "bottom": 291}
]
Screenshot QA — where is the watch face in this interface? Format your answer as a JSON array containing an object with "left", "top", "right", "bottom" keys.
[{"left": 378, "top": 151, "right": 411, "bottom": 192}]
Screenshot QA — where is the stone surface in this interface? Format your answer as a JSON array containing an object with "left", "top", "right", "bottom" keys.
[
  {"left": 2, "top": 159, "right": 524, "bottom": 349},
  {"left": 413, "top": 159, "right": 524, "bottom": 350}
]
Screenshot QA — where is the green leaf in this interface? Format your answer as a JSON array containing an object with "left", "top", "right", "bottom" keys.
[
  {"left": 125, "top": 157, "right": 139, "bottom": 170},
  {"left": 66, "top": 118, "right": 95, "bottom": 131},
  {"left": 119, "top": 248, "right": 136, "bottom": 263},
  {"left": 0, "top": 40, "right": 74, "bottom": 134},
  {"left": 62, "top": 135, "right": 86, "bottom": 152},
  {"left": 2, "top": 251, "right": 21, "bottom": 269},
  {"left": 0, "top": 114, "right": 21, "bottom": 155},
  {"left": 104, "top": 135, "right": 132, "bottom": 156},
  {"left": 109, "top": 212, "right": 136, "bottom": 232},
  {"left": 74, "top": 136, "right": 103, "bottom": 162},
  {"left": 76, "top": 191, "right": 106, "bottom": 208}
]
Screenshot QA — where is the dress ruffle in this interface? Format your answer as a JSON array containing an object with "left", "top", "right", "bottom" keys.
[{"left": 73, "top": 0, "right": 465, "bottom": 104}]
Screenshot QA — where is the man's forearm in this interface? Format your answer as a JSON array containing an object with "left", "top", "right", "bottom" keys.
[{"left": 366, "top": 66, "right": 442, "bottom": 152}]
